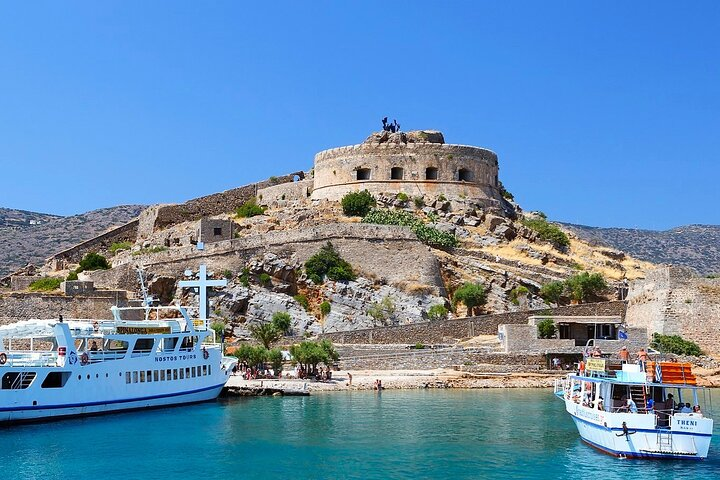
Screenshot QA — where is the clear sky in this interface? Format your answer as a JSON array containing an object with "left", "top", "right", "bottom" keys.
[{"left": 1, "top": 1, "right": 718, "bottom": 229}]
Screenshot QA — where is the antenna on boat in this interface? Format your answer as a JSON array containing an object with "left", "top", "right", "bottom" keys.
[{"left": 135, "top": 264, "right": 155, "bottom": 308}]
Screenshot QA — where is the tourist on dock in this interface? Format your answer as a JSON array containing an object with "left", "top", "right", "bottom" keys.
[
  {"left": 618, "top": 346, "right": 629, "bottom": 363},
  {"left": 346, "top": 372, "right": 353, "bottom": 386}
]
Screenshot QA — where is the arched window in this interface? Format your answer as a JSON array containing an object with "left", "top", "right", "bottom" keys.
[
  {"left": 390, "top": 167, "right": 404, "bottom": 180},
  {"left": 356, "top": 168, "right": 371, "bottom": 180},
  {"left": 458, "top": 168, "right": 473, "bottom": 182},
  {"left": 425, "top": 167, "right": 439, "bottom": 180}
]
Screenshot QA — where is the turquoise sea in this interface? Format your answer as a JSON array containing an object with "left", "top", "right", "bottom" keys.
[{"left": 2, "top": 389, "right": 720, "bottom": 479}]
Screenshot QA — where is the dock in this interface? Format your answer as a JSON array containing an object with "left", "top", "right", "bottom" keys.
[{"left": 222, "top": 377, "right": 311, "bottom": 396}]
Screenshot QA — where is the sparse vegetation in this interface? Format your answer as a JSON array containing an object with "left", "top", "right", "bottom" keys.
[
  {"left": 131, "top": 246, "right": 167, "bottom": 256},
  {"left": 271, "top": 312, "right": 291, "bottom": 334},
  {"left": 341, "top": 190, "right": 376, "bottom": 217},
  {"left": 521, "top": 217, "right": 570, "bottom": 248},
  {"left": 396, "top": 192, "right": 409, "bottom": 203},
  {"left": 362, "top": 209, "right": 458, "bottom": 250},
  {"left": 259, "top": 273, "right": 272, "bottom": 286},
  {"left": 320, "top": 301, "right": 331, "bottom": 317},
  {"left": 453, "top": 282, "right": 487, "bottom": 316},
  {"left": 500, "top": 184, "right": 514, "bottom": 201},
  {"left": 239, "top": 267, "right": 250, "bottom": 287},
  {"left": 235, "top": 198, "right": 265, "bottom": 218},
  {"left": 109, "top": 241, "right": 132, "bottom": 254},
  {"left": 222, "top": 269, "right": 233, "bottom": 279},
  {"left": 28, "top": 276, "right": 63, "bottom": 291},
  {"left": 305, "top": 242, "right": 356, "bottom": 284},
  {"left": 539, "top": 281, "right": 564, "bottom": 305},
  {"left": 413, "top": 196, "right": 425, "bottom": 208},
  {"left": 651, "top": 333, "right": 702, "bottom": 356},
  {"left": 427, "top": 304, "right": 449, "bottom": 321},
  {"left": 509, "top": 286, "right": 529, "bottom": 305},
  {"left": 368, "top": 296, "right": 395, "bottom": 325},
  {"left": 77, "top": 252, "right": 110, "bottom": 271},
  {"left": 537, "top": 318, "right": 557, "bottom": 339},
  {"left": 210, "top": 321, "right": 226, "bottom": 340},
  {"left": 66, "top": 271, "right": 79, "bottom": 281},
  {"left": 564, "top": 272, "right": 607, "bottom": 303},
  {"left": 293, "top": 294, "right": 310, "bottom": 311}
]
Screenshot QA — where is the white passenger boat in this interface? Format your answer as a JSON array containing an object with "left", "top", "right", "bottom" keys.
[
  {"left": 0, "top": 304, "right": 238, "bottom": 424},
  {"left": 555, "top": 356, "right": 714, "bottom": 459}
]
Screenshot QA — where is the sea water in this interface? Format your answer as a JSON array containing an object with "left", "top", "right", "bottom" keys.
[{"left": 2, "top": 389, "right": 719, "bottom": 479}]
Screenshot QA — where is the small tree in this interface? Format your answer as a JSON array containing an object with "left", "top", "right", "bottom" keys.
[
  {"left": 267, "top": 348, "right": 284, "bottom": 376},
  {"left": 293, "top": 294, "right": 310, "bottom": 311},
  {"left": 77, "top": 252, "right": 110, "bottom": 272},
  {"left": 564, "top": 272, "right": 607, "bottom": 303},
  {"left": 235, "top": 198, "right": 265, "bottom": 218},
  {"left": 537, "top": 319, "right": 557, "bottom": 339},
  {"left": 509, "top": 286, "right": 529, "bottom": 306},
  {"left": 539, "top": 281, "right": 564, "bottom": 305},
  {"left": 305, "top": 242, "right": 356, "bottom": 284},
  {"left": 210, "top": 320, "right": 226, "bottom": 340},
  {"left": 341, "top": 190, "right": 375, "bottom": 217},
  {"left": 271, "top": 312, "right": 292, "bottom": 334},
  {"left": 453, "top": 282, "right": 487, "bottom": 316},
  {"left": 427, "top": 304, "right": 449, "bottom": 321},
  {"left": 66, "top": 270, "right": 79, "bottom": 281},
  {"left": 651, "top": 333, "right": 703, "bottom": 356},
  {"left": 249, "top": 322, "right": 281, "bottom": 349}
]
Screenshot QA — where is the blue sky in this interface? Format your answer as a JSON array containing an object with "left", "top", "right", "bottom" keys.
[{"left": 1, "top": 1, "right": 718, "bottom": 229}]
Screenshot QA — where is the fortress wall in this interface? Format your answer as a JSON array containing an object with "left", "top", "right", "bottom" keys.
[
  {"left": 48, "top": 219, "right": 139, "bottom": 265},
  {"left": 322, "top": 301, "right": 627, "bottom": 344},
  {"left": 626, "top": 266, "right": 720, "bottom": 353},
  {"left": 0, "top": 293, "right": 129, "bottom": 323},
  {"left": 311, "top": 143, "right": 500, "bottom": 202},
  {"left": 100, "top": 223, "right": 444, "bottom": 290},
  {"left": 257, "top": 178, "right": 314, "bottom": 206}
]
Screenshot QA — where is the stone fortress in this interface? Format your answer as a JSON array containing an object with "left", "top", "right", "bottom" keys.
[{"left": 310, "top": 130, "right": 504, "bottom": 208}]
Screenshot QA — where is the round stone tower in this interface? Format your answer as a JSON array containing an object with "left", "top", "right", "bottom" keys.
[{"left": 311, "top": 130, "right": 503, "bottom": 206}]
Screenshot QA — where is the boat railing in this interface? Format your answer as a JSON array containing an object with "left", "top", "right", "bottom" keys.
[{"left": 1, "top": 351, "right": 58, "bottom": 367}]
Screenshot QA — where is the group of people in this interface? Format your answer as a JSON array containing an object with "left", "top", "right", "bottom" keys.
[
  {"left": 381, "top": 117, "right": 400, "bottom": 133},
  {"left": 618, "top": 346, "right": 649, "bottom": 368}
]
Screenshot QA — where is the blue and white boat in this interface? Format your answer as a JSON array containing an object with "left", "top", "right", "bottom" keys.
[
  {"left": 555, "top": 357, "right": 713, "bottom": 459},
  {"left": 0, "top": 304, "right": 238, "bottom": 424}
]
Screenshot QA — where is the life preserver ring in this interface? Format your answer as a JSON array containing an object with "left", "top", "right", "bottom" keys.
[
  {"left": 81, "top": 353, "right": 89, "bottom": 366},
  {"left": 0, "top": 353, "right": 6, "bottom": 365},
  {"left": 202, "top": 348, "right": 209, "bottom": 360}
]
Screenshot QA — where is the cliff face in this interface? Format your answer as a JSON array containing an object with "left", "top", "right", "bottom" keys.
[
  {"left": 0, "top": 205, "right": 145, "bottom": 276},
  {"left": 561, "top": 223, "right": 720, "bottom": 275}
]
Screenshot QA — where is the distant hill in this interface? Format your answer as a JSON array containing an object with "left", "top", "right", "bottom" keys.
[
  {"left": 0, "top": 205, "right": 145, "bottom": 276},
  {"left": 561, "top": 223, "right": 720, "bottom": 276}
]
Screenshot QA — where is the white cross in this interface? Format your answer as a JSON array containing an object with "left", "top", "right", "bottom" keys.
[{"left": 178, "top": 264, "right": 227, "bottom": 320}]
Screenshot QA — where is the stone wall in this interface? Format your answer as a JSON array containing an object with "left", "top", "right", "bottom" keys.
[
  {"left": 106, "top": 223, "right": 444, "bottom": 290},
  {"left": 0, "top": 292, "right": 130, "bottom": 324},
  {"left": 312, "top": 141, "right": 502, "bottom": 203},
  {"left": 257, "top": 178, "right": 314, "bottom": 207},
  {"left": 499, "top": 324, "right": 647, "bottom": 354},
  {"left": 137, "top": 173, "right": 304, "bottom": 239},
  {"left": 626, "top": 266, "right": 720, "bottom": 353},
  {"left": 337, "top": 349, "right": 545, "bottom": 370},
  {"left": 10, "top": 276, "right": 38, "bottom": 291},
  {"left": 47, "top": 219, "right": 139, "bottom": 265},
  {"left": 322, "top": 301, "right": 627, "bottom": 344}
]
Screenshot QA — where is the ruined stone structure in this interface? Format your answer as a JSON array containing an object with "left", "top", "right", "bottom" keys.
[
  {"left": 198, "top": 218, "right": 234, "bottom": 244},
  {"left": 311, "top": 130, "right": 504, "bottom": 206},
  {"left": 626, "top": 266, "right": 720, "bottom": 353}
]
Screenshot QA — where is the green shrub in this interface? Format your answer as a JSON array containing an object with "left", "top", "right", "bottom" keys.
[
  {"left": 521, "top": 217, "right": 569, "bottom": 248},
  {"left": 509, "top": 286, "right": 529, "bottom": 305},
  {"left": 109, "top": 241, "right": 132, "bottom": 254},
  {"left": 66, "top": 271, "right": 79, "bottom": 281},
  {"left": 341, "top": 190, "right": 376, "bottom": 217},
  {"left": 437, "top": 194, "right": 447, "bottom": 202},
  {"left": 259, "top": 273, "right": 272, "bottom": 286},
  {"left": 537, "top": 318, "right": 557, "bottom": 339},
  {"left": 320, "top": 301, "right": 331, "bottom": 317},
  {"left": 427, "top": 304, "right": 449, "bottom": 321},
  {"left": 222, "top": 269, "right": 233, "bottom": 280},
  {"left": 453, "top": 283, "right": 487, "bottom": 316},
  {"left": 293, "top": 294, "right": 310, "bottom": 311},
  {"left": 362, "top": 208, "right": 458, "bottom": 250},
  {"left": 539, "top": 281, "right": 564, "bottom": 304},
  {"left": 235, "top": 198, "right": 265, "bottom": 218},
  {"left": 413, "top": 196, "right": 425, "bottom": 208},
  {"left": 210, "top": 321, "right": 226, "bottom": 339},
  {"left": 564, "top": 272, "right": 607, "bottom": 303},
  {"left": 414, "top": 343, "right": 425, "bottom": 349},
  {"left": 397, "top": 192, "right": 409, "bottom": 203},
  {"left": 651, "top": 333, "right": 702, "bottom": 356},
  {"left": 271, "top": 312, "right": 292, "bottom": 333},
  {"left": 305, "top": 242, "right": 356, "bottom": 284},
  {"left": 28, "top": 277, "right": 63, "bottom": 292},
  {"left": 239, "top": 267, "right": 250, "bottom": 287},
  {"left": 77, "top": 252, "right": 110, "bottom": 272}
]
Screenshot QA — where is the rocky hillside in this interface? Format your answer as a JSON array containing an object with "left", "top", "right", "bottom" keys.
[
  {"left": 561, "top": 223, "right": 720, "bottom": 276},
  {"left": 0, "top": 205, "right": 145, "bottom": 276}
]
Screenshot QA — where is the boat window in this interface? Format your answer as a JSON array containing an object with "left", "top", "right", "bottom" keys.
[
  {"left": 185, "top": 367, "right": 191, "bottom": 378},
  {"left": 140, "top": 371, "right": 146, "bottom": 382},
  {"left": 179, "top": 369, "right": 185, "bottom": 380},
  {"left": 42, "top": 371, "right": 71, "bottom": 388},
  {"left": 208, "top": 365, "right": 212, "bottom": 375},
  {"left": 2, "top": 372, "right": 37, "bottom": 389},
  {"left": 126, "top": 372, "right": 131, "bottom": 384},
  {"left": 132, "top": 371, "right": 138, "bottom": 383},
  {"left": 153, "top": 370, "right": 159, "bottom": 382},
  {"left": 173, "top": 369, "right": 178, "bottom": 380},
  {"left": 160, "top": 370, "right": 166, "bottom": 381},
  {"left": 166, "top": 369, "right": 172, "bottom": 380},
  {"left": 203, "top": 365, "right": 207, "bottom": 376},
  {"left": 180, "top": 336, "right": 194, "bottom": 351},
  {"left": 192, "top": 367, "right": 196, "bottom": 378},
  {"left": 108, "top": 340, "right": 129, "bottom": 352},
  {"left": 133, "top": 338, "right": 155, "bottom": 353},
  {"left": 163, "top": 337, "right": 179, "bottom": 352}
]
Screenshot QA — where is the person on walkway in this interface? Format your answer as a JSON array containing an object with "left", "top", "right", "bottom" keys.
[
  {"left": 618, "top": 346, "right": 630, "bottom": 363},
  {"left": 346, "top": 372, "right": 353, "bottom": 386},
  {"left": 637, "top": 348, "right": 649, "bottom": 370}
]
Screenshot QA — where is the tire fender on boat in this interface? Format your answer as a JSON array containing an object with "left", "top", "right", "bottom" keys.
[
  {"left": 203, "top": 348, "right": 209, "bottom": 360},
  {"left": 0, "top": 352, "right": 6, "bottom": 365}
]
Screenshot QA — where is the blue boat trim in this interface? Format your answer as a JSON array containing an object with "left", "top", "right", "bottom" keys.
[
  {"left": 580, "top": 436, "right": 702, "bottom": 460},
  {"left": 0, "top": 382, "right": 226, "bottom": 413},
  {"left": 570, "top": 412, "right": 713, "bottom": 438}
]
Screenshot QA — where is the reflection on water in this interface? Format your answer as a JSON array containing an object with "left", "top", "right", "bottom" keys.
[{"left": 1, "top": 389, "right": 719, "bottom": 479}]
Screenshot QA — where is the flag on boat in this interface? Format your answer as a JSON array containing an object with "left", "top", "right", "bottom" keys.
[{"left": 655, "top": 362, "right": 663, "bottom": 383}]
